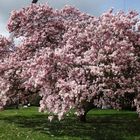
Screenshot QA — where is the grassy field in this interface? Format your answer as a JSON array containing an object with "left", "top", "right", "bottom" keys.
[{"left": 0, "top": 107, "right": 140, "bottom": 140}]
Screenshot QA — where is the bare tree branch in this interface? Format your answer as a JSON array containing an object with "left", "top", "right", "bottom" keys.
[{"left": 32, "top": 0, "right": 38, "bottom": 3}]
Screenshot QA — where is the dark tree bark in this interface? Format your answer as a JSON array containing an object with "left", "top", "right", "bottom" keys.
[
  {"left": 79, "top": 113, "right": 86, "bottom": 122},
  {"left": 16, "top": 95, "right": 20, "bottom": 109},
  {"left": 78, "top": 101, "right": 95, "bottom": 122},
  {"left": 32, "top": 0, "right": 38, "bottom": 3}
]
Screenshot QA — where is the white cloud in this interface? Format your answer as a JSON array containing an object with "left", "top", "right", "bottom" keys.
[{"left": 0, "top": 21, "right": 9, "bottom": 37}]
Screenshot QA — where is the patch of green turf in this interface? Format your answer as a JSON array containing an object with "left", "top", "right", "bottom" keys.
[{"left": 0, "top": 107, "right": 140, "bottom": 140}]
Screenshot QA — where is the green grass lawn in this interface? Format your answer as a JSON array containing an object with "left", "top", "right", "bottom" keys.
[{"left": 0, "top": 107, "right": 140, "bottom": 140}]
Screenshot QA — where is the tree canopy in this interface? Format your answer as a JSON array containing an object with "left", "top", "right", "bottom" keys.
[{"left": 0, "top": 4, "right": 140, "bottom": 121}]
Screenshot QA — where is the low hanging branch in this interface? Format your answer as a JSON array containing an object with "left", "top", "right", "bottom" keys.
[{"left": 32, "top": 0, "right": 38, "bottom": 3}]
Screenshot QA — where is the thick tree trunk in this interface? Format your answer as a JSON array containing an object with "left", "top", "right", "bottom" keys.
[
  {"left": 78, "top": 101, "right": 95, "bottom": 122},
  {"left": 79, "top": 113, "right": 87, "bottom": 122}
]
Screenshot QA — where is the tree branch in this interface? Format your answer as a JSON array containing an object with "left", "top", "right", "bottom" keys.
[{"left": 32, "top": 0, "right": 38, "bottom": 3}]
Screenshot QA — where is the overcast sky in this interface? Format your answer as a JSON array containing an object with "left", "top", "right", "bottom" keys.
[{"left": 0, "top": 0, "right": 140, "bottom": 37}]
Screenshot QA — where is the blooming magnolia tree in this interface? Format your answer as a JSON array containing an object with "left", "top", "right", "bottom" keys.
[
  {"left": 0, "top": 3, "right": 140, "bottom": 121},
  {"left": 0, "top": 35, "right": 12, "bottom": 109}
]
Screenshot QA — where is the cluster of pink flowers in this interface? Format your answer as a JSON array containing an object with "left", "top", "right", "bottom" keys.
[
  {"left": 0, "top": 35, "right": 12, "bottom": 109},
  {"left": 0, "top": 4, "right": 139, "bottom": 120}
]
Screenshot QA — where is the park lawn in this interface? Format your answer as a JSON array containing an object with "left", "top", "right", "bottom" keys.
[{"left": 0, "top": 107, "right": 140, "bottom": 140}]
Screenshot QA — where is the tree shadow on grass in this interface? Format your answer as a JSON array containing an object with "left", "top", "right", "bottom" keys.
[{"left": 0, "top": 110, "right": 140, "bottom": 140}]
